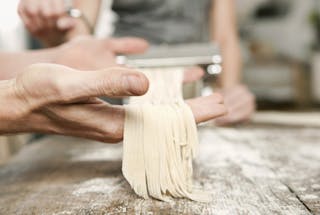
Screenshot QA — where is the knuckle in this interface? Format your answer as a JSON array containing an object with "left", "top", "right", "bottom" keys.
[
  {"left": 99, "top": 67, "right": 128, "bottom": 95},
  {"left": 45, "top": 75, "right": 69, "bottom": 102},
  {"left": 42, "top": 10, "right": 53, "bottom": 18},
  {"left": 101, "top": 126, "right": 123, "bottom": 143},
  {"left": 42, "top": 8, "right": 58, "bottom": 18},
  {"left": 99, "top": 77, "right": 117, "bottom": 96},
  {"left": 101, "top": 108, "right": 124, "bottom": 143},
  {"left": 26, "top": 7, "right": 39, "bottom": 16}
]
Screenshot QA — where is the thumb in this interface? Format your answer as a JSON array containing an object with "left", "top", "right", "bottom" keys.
[
  {"left": 76, "top": 67, "right": 150, "bottom": 99},
  {"left": 104, "top": 37, "right": 149, "bottom": 54},
  {"left": 21, "top": 64, "right": 149, "bottom": 106}
]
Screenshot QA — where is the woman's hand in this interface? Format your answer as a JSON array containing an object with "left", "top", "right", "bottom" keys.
[
  {"left": 215, "top": 85, "right": 256, "bottom": 126},
  {"left": 0, "top": 36, "right": 149, "bottom": 80},
  {"left": 0, "top": 63, "right": 227, "bottom": 143},
  {"left": 54, "top": 36, "right": 149, "bottom": 70},
  {"left": 18, "top": 0, "right": 102, "bottom": 46},
  {"left": 18, "top": 0, "right": 77, "bottom": 46}
]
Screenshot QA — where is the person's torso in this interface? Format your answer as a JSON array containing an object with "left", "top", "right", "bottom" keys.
[{"left": 112, "top": 0, "right": 212, "bottom": 44}]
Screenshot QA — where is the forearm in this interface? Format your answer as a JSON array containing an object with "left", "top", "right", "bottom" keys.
[
  {"left": 0, "top": 79, "right": 27, "bottom": 133},
  {"left": 0, "top": 78, "right": 48, "bottom": 134},
  {"left": 219, "top": 35, "right": 242, "bottom": 88},
  {"left": 210, "top": 0, "right": 242, "bottom": 89},
  {"left": 0, "top": 48, "right": 57, "bottom": 80}
]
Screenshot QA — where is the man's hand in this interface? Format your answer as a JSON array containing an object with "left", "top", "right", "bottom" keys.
[
  {"left": 0, "top": 63, "right": 227, "bottom": 143},
  {"left": 1, "top": 64, "right": 149, "bottom": 142},
  {"left": 215, "top": 85, "right": 255, "bottom": 126}
]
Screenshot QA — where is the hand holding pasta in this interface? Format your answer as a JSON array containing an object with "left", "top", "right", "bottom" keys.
[
  {"left": 0, "top": 64, "right": 149, "bottom": 142},
  {"left": 0, "top": 63, "right": 226, "bottom": 143},
  {"left": 123, "top": 68, "right": 227, "bottom": 201}
]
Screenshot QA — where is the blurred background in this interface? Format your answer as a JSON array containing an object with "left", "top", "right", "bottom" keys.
[
  {"left": 236, "top": 0, "right": 320, "bottom": 110},
  {"left": 3, "top": 0, "right": 320, "bottom": 108},
  {"left": 0, "top": 0, "right": 320, "bottom": 164}
]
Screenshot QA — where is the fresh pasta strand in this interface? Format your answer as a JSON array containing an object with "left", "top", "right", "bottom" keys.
[{"left": 122, "top": 67, "right": 212, "bottom": 202}]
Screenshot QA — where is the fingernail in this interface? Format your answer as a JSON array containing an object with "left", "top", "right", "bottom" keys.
[{"left": 124, "top": 74, "right": 149, "bottom": 95}]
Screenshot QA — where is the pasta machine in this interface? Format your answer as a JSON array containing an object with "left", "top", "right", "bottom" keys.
[{"left": 116, "top": 43, "right": 222, "bottom": 75}]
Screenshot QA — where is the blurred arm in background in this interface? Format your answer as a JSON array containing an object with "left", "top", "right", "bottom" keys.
[
  {"left": 210, "top": 0, "right": 256, "bottom": 125},
  {"left": 18, "top": 0, "right": 101, "bottom": 47},
  {"left": 0, "top": 37, "right": 148, "bottom": 80}
]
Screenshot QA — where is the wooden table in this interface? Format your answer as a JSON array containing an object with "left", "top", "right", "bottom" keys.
[{"left": 1, "top": 112, "right": 320, "bottom": 215}]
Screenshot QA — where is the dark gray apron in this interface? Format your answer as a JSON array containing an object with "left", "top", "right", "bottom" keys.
[{"left": 112, "top": 0, "right": 211, "bottom": 44}]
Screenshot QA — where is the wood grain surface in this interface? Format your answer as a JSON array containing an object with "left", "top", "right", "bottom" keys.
[{"left": 0, "top": 112, "right": 319, "bottom": 215}]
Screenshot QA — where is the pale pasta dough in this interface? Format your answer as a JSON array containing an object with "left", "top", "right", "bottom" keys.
[{"left": 123, "top": 68, "right": 211, "bottom": 202}]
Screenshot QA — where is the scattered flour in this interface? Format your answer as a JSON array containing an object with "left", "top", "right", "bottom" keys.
[
  {"left": 72, "top": 177, "right": 121, "bottom": 196},
  {"left": 70, "top": 146, "right": 122, "bottom": 162},
  {"left": 296, "top": 187, "right": 307, "bottom": 192},
  {"left": 198, "top": 128, "right": 276, "bottom": 179},
  {"left": 312, "top": 184, "right": 320, "bottom": 190},
  {"left": 300, "top": 194, "right": 319, "bottom": 200}
]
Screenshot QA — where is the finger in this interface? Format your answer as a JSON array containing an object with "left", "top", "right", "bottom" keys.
[
  {"left": 56, "top": 16, "right": 76, "bottom": 31},
  {"left": 186, "top": 93, "right": 227, "bottom": 123},
  {"left": 42, "top": 93, "right": 227, "bottom": 143},
  {"left": 23, "top": 14, "right": 39, "bottom": 35},
  {"left": 217, "top": 86, "right": 248, "bottom": 110},
  {"left": 215, "top": 101, "right": 255, "bottom": 126},
  {"left": 215, "top": 93, "right": 256, "bottom": 126},
  {"left": 45, "top": 94, "right": 227, "bottom": 143},
  {"left": 26, "top": 3, "right": 45, "bottom": 35},
  {"left": 41, "top": 0, "right": 59, "bottom": 29},
  {"left": 51, "top": 0, "right": 68, "bottom": 30},
  {"left": 19, "top": 10, "right": 33, "bottom": 30},
  {"left": 216, "top": 87, "right": 255, "bottom": 125},
  {"left": 40, "top": 101, "right": 125, "bottom": 143},
  {"left": 224, "top": 90, "right": 255, "bottom": 114},
  {"left": 25, "top": 64, "right": 149, "bottom": 105},
  {"left": 17, "top": 2, "right": 32, "bottom": 27},
  {"left": 183, "top": 66, "right": 204, "bottom": 83},
  {"left": 223, "top": 85, "right": 248, "bottom": 104},
  {"left": 52, "top": 0, "right": 66, "bottom": 15},
  {"left": 21, "top": 2, "right": 41, "bottom": 34},
  {"left": 104, "top": 37, "right": 149, "bottom": 54}
]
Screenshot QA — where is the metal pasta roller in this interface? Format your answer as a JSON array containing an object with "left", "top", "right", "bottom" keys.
[{"left": 116, "top": 43, "right": 222, "bottom": 75}]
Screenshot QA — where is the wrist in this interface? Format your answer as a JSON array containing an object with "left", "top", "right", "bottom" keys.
[
  {"left": 65, "top": 19, "right": 92, "bottom": 40},
  {"left": 0, "top": 79, "right": 34, "bottom": 134}
]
